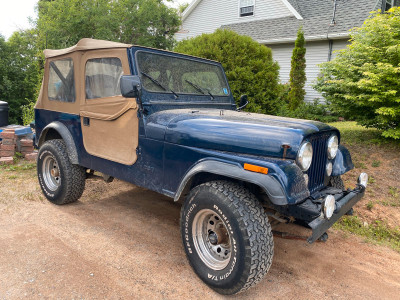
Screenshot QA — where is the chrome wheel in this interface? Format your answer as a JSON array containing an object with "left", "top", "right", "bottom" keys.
[
  {"left": 192, "top": 209, "right": 232, "bottom": 270},
  {"left": 42, "top": 155, "right": 61, "bottom": 191}
]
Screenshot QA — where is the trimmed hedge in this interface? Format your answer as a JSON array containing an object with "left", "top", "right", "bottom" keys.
[{"left": 175, "top": 29, "right": 281, "bottom": 114}]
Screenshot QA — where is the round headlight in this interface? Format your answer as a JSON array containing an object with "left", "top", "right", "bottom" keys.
[
  {"left": 327, "top": 135, "right": 339, "bottom": 159},
  {"left": 297, "top": 142, "right": 313, "bottom": 171}
]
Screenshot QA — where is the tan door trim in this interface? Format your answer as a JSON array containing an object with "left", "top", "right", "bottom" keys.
[{"left": 80, "top": 49, "right": 139, "bottom": 165}]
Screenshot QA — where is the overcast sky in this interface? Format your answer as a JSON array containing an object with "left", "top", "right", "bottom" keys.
[{"left": 0, "top": 0, "right": 190, "bottom": 40}]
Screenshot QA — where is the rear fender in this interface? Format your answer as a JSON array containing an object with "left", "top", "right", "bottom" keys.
[{"left": 38, "top": 121, "right": 79, "bottom": 164}]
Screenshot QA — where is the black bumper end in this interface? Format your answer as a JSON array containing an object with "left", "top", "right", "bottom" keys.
[{"left": 307, "top": 186, "right": 365, "bottom": 244}]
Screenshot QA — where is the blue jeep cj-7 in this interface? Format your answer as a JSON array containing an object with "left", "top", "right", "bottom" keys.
[{"left": 35, "top": 38, "right": 368, "bottom": 295}]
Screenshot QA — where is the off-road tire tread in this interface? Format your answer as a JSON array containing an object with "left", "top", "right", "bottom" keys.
[
  {"left": 329, "top": 175, "right": 345, "bottom": 190},
  {"left": 190, "top": 180, "right": 273, "bottom": 294},
  {"left": 40, "top": 139, "right": 85, "bottom": 204}
]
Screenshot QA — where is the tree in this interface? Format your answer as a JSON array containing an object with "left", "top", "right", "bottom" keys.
[
  {"left": 288, "top": 27, "right": 306, "bottom": 110},
  {"left": 179, "top": 3, "right": 189, "bottom": 13},
  {"left": 36, "top": 0, "right": 181, "bottom": 50},
  {"left": 174, "top": 29, "right": 281, "bottom": 114},
  {"left": 315, "top": 7, "right": 400, "bottom": 139},
  {"left": 0, "top": 30, "right": 41, "bottom": 124}
]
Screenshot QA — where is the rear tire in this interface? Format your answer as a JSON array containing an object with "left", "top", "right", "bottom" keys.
[
  {"left": 37, "top": 139, "right": 85, "bottom": 205},
  {"left": 180, "top": 181, "right": 273, "bottom": 295}
]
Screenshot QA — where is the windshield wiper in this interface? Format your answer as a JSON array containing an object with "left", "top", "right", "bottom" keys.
[
  {"left": 185, "top": 79, "right": 205, "bottom": 95},
  {"left": 185, "top": 79, "right": 215, "bottom": 100},
  {"left": 141, "top": 72, "right": 179, "bottom": 98}
]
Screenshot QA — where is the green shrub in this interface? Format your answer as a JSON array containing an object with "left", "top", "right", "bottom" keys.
[
  {"left": 21, "top": 101, "right": 35, "bottom": 126},
  {"left": 315, "top": 7, "right": 400, "bottom": 139},
  {"left": 175, "top": 29, "right": 281, "bottom": 114},
  {"left": 276, "top": 98, "right": 338, "bottom": 123},
  {"left": 288, "top": 27, "right": 306, "bottom": 110}
]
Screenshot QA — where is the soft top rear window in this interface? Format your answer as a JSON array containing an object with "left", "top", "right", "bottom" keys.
[
  {"left": 48, "top": 58, "right": 75, "bottom": 102},
  {"left": 136, "top": 51, "right": 230, "bottom": 97}
]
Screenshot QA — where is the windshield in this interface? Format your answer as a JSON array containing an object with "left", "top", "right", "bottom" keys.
[{"left": 136, "top": 51, "right": 230, "bottom": 97}]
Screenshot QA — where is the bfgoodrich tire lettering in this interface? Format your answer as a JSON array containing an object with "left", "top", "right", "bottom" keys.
[
  {"left": 37, "top": 139, "right": 85, "bottom": 205},
  {"left": 180, "top": 181, "right": 274, "bottom": 295}
]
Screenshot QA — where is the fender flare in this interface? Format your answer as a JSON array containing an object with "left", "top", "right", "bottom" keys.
[
  {"left": 332, "top": 145, "right": 354, "bottom": 176},
  {"left": 173, "top": 160, "right": 288, "bottom": 205},
  {"left": 38, "top": 121, "right": 79, "bottom": 164}
]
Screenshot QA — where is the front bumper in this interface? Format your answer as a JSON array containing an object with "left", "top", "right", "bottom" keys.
[{"left": 307, "top": 185, "right": 365, "bottom": 243}]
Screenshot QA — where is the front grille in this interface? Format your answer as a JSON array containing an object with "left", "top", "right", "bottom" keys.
[{"left": 307, "top": 134, "right": 329, "bottom": 193}]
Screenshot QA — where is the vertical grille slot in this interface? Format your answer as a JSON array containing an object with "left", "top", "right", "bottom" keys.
[{"left": 307, "top": 134, "right": 329, "bottom": 193}]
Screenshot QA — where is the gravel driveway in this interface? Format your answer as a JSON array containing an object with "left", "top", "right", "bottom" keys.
[{"left": 0, "top": 172, "right": 399, "bottom": 299}]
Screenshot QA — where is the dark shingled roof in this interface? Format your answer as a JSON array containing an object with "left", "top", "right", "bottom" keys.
[{"left": 222, "top": 0, "right": 383, "bottom": 43}]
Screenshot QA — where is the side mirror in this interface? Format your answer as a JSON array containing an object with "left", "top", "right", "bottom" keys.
[
  {"left": 120, "top": 75, "right": 141, "bottom": 98},
  {"left": 237, "top": 94, "right": 249, "bottom": 111}
]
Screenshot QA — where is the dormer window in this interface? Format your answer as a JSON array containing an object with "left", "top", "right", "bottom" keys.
[
  {"left": 239, "top": 0, "right": 255, "bottom": 17},
  {"left": 383, "top": 0, "right": 399, "bottom": 11}
]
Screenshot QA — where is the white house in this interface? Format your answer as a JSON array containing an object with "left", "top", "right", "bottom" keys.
[{"left": 175, "top": 0, "right": 398, "bottom": 102}]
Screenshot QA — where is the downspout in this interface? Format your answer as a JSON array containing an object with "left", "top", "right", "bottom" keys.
[
  {"left": 375, "top": 0, "right": 384, "bottom": 11},
  {"left": 328, "top": 39, "right": 333, "bottom": 61},
  {"left": 327, "top": 0, "right": 338, "bottom": 61},
  {"left": 331, "top": 0, "right": 338, "bottom": 25}
]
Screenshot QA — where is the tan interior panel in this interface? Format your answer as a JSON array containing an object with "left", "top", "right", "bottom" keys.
[{"left": 80, "top": 49, "right": 139, "bottom": 165}]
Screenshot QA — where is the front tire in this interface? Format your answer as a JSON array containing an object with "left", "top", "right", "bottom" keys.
[
  {"left": 180, "top": 181, "right": 273, "bottom": 295},
  {"left": 37, "top": 139, "right": 85, "bottom": 205}
]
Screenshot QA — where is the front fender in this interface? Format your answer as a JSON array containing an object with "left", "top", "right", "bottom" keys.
[
  {"left": 38, "top": 121, "right": 79, "bottom": 164},
  {"left": 174, "top": 159, "right": 287, "bottom": 205},
  {"left": 332, "top": 145, "right": 354, "bottom": 176}
]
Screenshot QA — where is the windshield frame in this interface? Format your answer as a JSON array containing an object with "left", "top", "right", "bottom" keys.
[{"left": 134, "top": 49, "right": 231, "bottom": 99}]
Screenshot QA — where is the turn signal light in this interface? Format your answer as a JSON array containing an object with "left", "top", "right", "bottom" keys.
[{"left": 244, "top": 163, "right": 268, "bottom": 175}]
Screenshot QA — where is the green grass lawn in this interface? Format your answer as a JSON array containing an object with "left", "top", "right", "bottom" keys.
[
  {"left": 329, "top": 121, "right": 400, "bottom": 148},
  {"left": 328, "top": 121, "right": 400, "bottom": 252}
]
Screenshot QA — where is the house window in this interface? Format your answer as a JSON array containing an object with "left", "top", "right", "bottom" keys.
[
  {"left": 383, "top": 0, "right": 400, "bottom": 11},
  {"left": 239, "top": 0, "right": 255, "bottom": 17}
]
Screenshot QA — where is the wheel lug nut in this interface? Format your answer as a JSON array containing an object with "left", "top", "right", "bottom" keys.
[{"left": 208, "top": 231, "right": 218, "bottom": 245}]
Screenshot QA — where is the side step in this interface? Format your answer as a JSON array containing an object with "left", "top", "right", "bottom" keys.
[
  {"left": 86, "top": 169, "right": 114, "bottom": 183},
  {"left": 272, "top": 230, "right": 328, "bottom": 243}
]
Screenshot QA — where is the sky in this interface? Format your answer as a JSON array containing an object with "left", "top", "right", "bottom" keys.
[
  {"left": 0, "top": 0, "right": 38, "bottom": 39},
  {"left": 0, "top": 0, "right": 190, "bottom": 40}
]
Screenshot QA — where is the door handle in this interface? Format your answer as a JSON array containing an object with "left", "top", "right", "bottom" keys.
[{"left": 83, "top": 117, "right": 90, "bottom": 126}]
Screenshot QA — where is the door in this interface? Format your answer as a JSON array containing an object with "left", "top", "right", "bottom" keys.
[{"left": 80, "top": 49, "right": 139, "bottom": 165}]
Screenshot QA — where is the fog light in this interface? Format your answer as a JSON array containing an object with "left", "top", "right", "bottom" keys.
[
  {"left": 323, "top": 195, "right": 336, "bottom": 219},
  {"left": 326, "top": 162, "right": 333, "bottom": 177},
  {"left": 358, "top": 173, "right": 368, "bottom": 188}
]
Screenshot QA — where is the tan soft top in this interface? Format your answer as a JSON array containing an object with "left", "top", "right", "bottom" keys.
[{"left": 43, "top": 38, "right": 132, "bottom": 58}]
